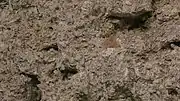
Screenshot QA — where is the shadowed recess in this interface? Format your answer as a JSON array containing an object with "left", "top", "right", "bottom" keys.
[
  {"left": 41, "top": 43, "right": 59, "bottom": 51},
  {"left": 20, "top": 72, "right": 41, "bottom": 101},
  {"left": 106, "top": 10, "right": 153, "bottom": 30}
]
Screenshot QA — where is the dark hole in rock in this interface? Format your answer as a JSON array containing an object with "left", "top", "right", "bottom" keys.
[
  {"left": 41, "top": 43, "right": 58, "bottom": 51},
  {"left": 161, "top": 41, "right": 180, "bottom": 50},
  {"left": 60, "top": 67, "right": 78, "bottom": 80},
  {"left": 48, "top": 26, "right": 53, "bottom": 30},
  {"left": 20, "top": 72, "right": 41, "bottom": 101},
  {"left": 167, "top": 88, "right": 178, "bottom": 95},
  {"left": 106, "top": 10, "right": 152, "bottom": 30},
  {"left": 170, "top": 41, "right": 180, "bottom": 47},
  {"left": 20, "top": 72, "right": 40, "bottom": 86},
  {"left": 55, "top": 7, "right": 60, "bottom": 10},
  {"left": 7, "top": 27, "right": 11, "bottom": 30}
]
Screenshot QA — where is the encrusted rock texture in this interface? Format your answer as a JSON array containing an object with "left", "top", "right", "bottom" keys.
[{"left": 0, "top": 0, "right": 180, "bottom": 101}]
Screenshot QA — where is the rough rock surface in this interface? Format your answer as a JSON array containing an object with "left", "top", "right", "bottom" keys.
[{"left": 0, "top": 0, "right": 180, "bottom": 101}]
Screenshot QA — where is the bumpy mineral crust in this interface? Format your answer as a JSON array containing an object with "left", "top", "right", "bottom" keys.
[{"left": 0, "top": 0, "right": 180, "bottom": 101}]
